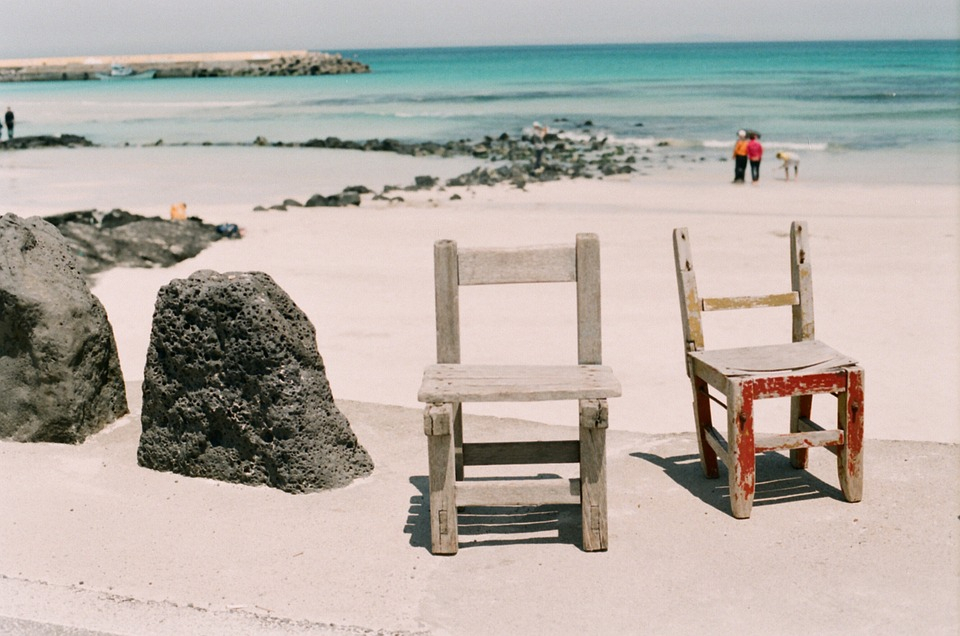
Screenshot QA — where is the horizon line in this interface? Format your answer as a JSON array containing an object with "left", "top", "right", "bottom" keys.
[
  {"left": 4, "top": 36, "right": 955, "bottom": 61},
  {"left": 335, "top": 37, "right": 958, "bottom": 52}
]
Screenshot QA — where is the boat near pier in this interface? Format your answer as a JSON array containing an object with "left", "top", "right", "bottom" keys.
[{"left": 95, "top": 63, "right": 157, "bottom": 80}]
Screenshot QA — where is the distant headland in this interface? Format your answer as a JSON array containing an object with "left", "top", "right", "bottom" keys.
[{"left": 0, "top": 50, "right": 369, "bottom": 82}]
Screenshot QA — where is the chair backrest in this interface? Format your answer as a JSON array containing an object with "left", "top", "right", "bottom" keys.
[
  {"left": 433, "top": 233, "right": 602, "bottom": 365},
  {"left": 673, "top": 221, "right": 814, "bottom": 356}
]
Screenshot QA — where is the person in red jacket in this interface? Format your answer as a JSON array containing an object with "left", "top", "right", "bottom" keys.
[{"left": 747, "top": 133, "right": 763, "bottom": 183}]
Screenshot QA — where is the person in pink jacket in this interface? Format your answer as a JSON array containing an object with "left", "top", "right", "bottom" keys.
[{"left": 747, "top": 133, "right": 763, "bottom": 183}]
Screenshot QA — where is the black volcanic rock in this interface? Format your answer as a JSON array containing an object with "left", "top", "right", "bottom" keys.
[
  {"left": 138, "top": 270, "right": 373, "bottom": 492},
  {"left": 44, "top": 209, "right": 224, "bottom": 278},
  {"left": 0, "top": 134, "right": 94, "bottom": 150},
  {"left": 304, "top": 191, "right": 361, "bottom": 207},
  {"left": 0, "top": 214, "right": 128, "bottom": 442}
]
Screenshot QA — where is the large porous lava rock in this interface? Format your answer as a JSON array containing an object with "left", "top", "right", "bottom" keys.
[
  {"left": 138, "top": 270, "right": 373, "bottom": 492},
  {"left": 0, "top": 214, "right": 128, "bottom": 442}
]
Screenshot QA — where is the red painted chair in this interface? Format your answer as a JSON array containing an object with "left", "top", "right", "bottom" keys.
[{"left": 672, "top": 222, "right": 863, "bottom": 518}]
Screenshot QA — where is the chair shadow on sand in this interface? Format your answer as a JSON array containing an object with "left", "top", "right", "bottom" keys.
[
  {"left": 406, "top": 476, "right": 581, "bottom": 551},
  {"left": 631, "top": 450, "right": 847, "bottom": 515},
  {"left": 406, "top": 451, "right": 849, "bottom": 550}
]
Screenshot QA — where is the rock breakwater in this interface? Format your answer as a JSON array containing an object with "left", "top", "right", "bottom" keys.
[{"left": 0, "top": 50, "right": 368, "bottom": 82}]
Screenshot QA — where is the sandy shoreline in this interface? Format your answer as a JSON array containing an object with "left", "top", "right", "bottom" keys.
[
  {"left": 1, "top": 144, "right": 958, "bottom": 633},
  {"left": 77, "top": 168, "right": 960, "bottom": 445},
  {"left": 2, "top": 146, "right": 957, "bottom": 442}
]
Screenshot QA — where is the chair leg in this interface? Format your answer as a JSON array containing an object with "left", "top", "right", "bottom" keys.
[
  {"left": 789, "top": 395, "right": 812, "bottom": 469},
  {"left": 579, "top": 399, "right": 608, "bottom": 551},
  {"left": 692, "top": 376, "right": 719, "bottom": 478},
  {"left": 453, "top": 402, "right": 464, "bottom": 481},
  {"left": 727, "top": 383, "right": 755, "bottom": 519},
  {"left": 425, "top": 404, "right": 458, "bottom": 554},
  {"left": 837, "top": 367, "right": 864, "bottom": 503}
]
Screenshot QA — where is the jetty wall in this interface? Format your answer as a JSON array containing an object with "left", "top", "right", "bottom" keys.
[{"left": 0, "top": 50, "right": 369, "bottom": 82}]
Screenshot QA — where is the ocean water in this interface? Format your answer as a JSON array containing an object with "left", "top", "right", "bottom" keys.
[{"left": 2, "top": 40, "right": 958, "bottom": 183}]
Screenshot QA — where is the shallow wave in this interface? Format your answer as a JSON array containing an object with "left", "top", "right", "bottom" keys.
[
  {"left": 558, "top": 130, "right": 658, "bottom": 147},
  {"left": 553, "top": 130, "right": 830, "bottom": 152},
  {"left": 817, "top": 91, "right": 957, "bottom": 103},
  {"left": 809, "top": 107, "right": 960, "bottom": 121},
  {"left": 75, "top": 99, "right": 269, "bottom": 110},
  {"left": 296, "top": 87, "right": 615, "bottom": 109},
  {"left": 699, "top": 139, "right": 829, "bottom": 151}
]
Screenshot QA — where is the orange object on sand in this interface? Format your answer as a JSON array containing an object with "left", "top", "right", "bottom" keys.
[{"left": 170, "top": 202, "right": 187, "bottom": 220}]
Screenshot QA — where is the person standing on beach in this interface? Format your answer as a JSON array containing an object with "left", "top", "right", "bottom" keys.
[
  {"left": 732, "top": 130, "right": 748, "bottom": 183},
  {"left": 4, "top": 108, "right": 13, "bottom": 139},
  {"left": 747, "top": 133, "right": 763, "bottom": 183},
  {"left": 532, "top": 121, "right": 547, "bottom": 170},
  {"left": 776, "top": 151, "right": 800, "bottom": 180}
]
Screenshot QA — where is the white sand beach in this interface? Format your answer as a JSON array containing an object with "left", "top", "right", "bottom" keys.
[{"left": 1, "top": 145, "right": 958, "bottom": 634}]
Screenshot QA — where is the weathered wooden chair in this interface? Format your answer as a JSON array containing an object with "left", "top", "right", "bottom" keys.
[
  {"left": 673, "top": 222, "right": 863, "bottom": 518},
  {"left": 418, "top": 234, "right": 621, "bottom": 554}
]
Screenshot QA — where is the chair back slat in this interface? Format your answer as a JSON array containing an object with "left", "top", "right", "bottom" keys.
[
  {"left": 433, "top": 234, "right": 602, "bottom": 365},
  {"left": 701, "top": 292, "right": 799, "bottom": 312},
  {"left": 458, "top": 245, "right": 577, "bottom": 285},
  {"left": 674, "top": 223, "right": 816, "bottom": 355}
]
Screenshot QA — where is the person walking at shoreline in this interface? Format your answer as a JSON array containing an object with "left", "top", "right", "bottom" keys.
[
  {"left": 4, "top": 108, "right": 13, "bottom": 139},
  {"left": 732, "top": 130, "right": 748, "bottom": 183},
  {"left": 776, "top": 151, "right": 800, "bottom": 180},
  {"left": 747, "top": 132, "right": 763, "bottom": 183}
]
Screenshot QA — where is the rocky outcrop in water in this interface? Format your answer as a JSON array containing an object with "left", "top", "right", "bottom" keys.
[
  {"left": 252, "top": 130, "right": 643, "bottom": 210},
  {"left": 43, "top": 209, "right": 226, "bottom": 279},
  {"left": 0, "top": 214, "right": 128, "bottom": 442},
  {"left": 138, "top": 270, "right": 374, "bottom": 493}
]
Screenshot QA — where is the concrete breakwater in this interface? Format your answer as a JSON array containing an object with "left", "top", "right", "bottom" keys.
[{"left": 0, "top": 50, "right": 369, "bottom": 82}]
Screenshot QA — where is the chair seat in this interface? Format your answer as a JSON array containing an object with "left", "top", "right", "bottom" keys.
[
  {"left": 688, "top": 339, "right": 856, "bottom": 377},
  {"left": 418, "top": 364, "right": 622, "bottom": 403}
]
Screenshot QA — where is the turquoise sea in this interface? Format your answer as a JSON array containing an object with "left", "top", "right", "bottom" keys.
[{"left": 2, "top": 40, "right": 959, "bottom": 182}]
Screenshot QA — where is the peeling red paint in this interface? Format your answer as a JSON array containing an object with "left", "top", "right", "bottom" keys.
[
  {"left": 733, "top": 394, "right": 756, "bottom": 504},
  {"left": 746, "top": 371, "right": 846, "bottom": 400},
  {"left": 693, "top": 377, "right": 719, "bottom": 478},
  {"left": 843, "top": 368, "right": 865, "bottom": 479}
]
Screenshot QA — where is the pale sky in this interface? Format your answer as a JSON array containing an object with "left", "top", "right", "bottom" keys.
[{"left": 4, "top": 0, "right": 958, "bottom": 58}]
